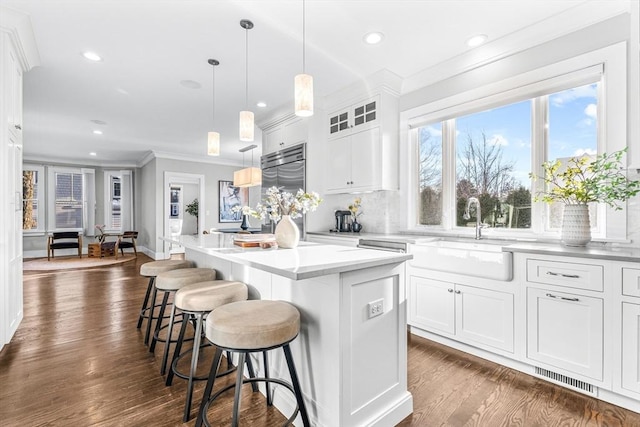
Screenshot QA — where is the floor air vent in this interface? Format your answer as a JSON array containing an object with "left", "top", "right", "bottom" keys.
[{"left": 534, "top": 367, "right": 596, "bottom": 395}]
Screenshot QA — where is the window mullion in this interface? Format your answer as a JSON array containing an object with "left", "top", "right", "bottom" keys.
[
  {"left": 531, "top": 96, "right": 548, "bottom": 235},
  {"left": 442, "top": 118, "right": 456, "bottom": 230}
]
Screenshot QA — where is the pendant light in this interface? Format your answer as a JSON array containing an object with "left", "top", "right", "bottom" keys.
[
  {"left": 294, "top": 0, "right": 313, "bottom": 117},
  {"left": 233, "top": 144, "right": 262, "bottom": 187},
  {"left": 239, "top": 19, "right": 254, "bottom": 142},
  {"left": 207, "top": 59, "right": 220, "bottom": 156}
]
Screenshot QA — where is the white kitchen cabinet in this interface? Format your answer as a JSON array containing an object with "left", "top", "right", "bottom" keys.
[
  {"left": 325, "top": 127, "right": 382, "bottom": 193},
  {"left": 262, "top": 115, "right": 307, "bottom": 155},
  {"left": 328, "top": 95, "right": 379, "bottom": 139},
  {"left": 408, "top": 276, "right": 514, "bottom": 352},
  {"left": 526, "top": 287, "right": 603, "bottom": 381},
  {"left": 1, "top": 9, "right": 38, "bottom": 351},
  {"left": 622, "top": 302, "right": 640, "bottom": 395},
  {"left": 324, "top": 89, "right": 398, "bottom": 194}
]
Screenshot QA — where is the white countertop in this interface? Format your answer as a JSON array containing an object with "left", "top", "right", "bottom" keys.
[{"left": 163, "top": 234, "right": 412, "bottom": 280}]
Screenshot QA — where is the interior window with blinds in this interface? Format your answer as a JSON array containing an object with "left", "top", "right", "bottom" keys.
[{"left": 54, "top": 171, "right": 84, "bottom": 229}]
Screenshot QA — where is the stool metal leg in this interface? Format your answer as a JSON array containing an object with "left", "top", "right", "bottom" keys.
[
  {"left": 263, "top": 351, "right": 272, "bottom": 406},
  {"left": 183, "top": 312, "right": 204, "bottom": 422},
  {"left": 166, "top": 311, "right": 190, "bottom": 386},
  {"left": 231, "top": 353, "right": 246, "bottom": 427},
  {"left": 160, "top": 299, "right": 177, "bottom": 375},
  {"left": 244, "top": 354, "right": 259, "bottom": 393},
  {"left": 144, "top": 285, "right": 159, "bottom": 345},
  {"left": 196, "top": 347, "right": 224, "bottom": 427},
  {"left": 283, "top": 344, "right": 311, "bottom": 427},
  {"left": 150, "top": 291, "right": 170, "bottom": 353},
  {"left": 137, "top": 277, "right": 154, "bottom": 329}
]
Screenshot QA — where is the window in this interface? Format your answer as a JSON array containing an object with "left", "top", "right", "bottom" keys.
[
  {"left": 47, "top": 167, "right": 95, "bottom": 233},
  {"left": 54, "top": 171, "right": 84, "bottom": 229},
  {"left": 22, "top": 165, "right": 45, "bottom": 233},
  {"left": 104, "top": 170, "right": 133, "bottom": 232},
  {"left": 416, "top": 82, "right": 599, "bottom": 236}
]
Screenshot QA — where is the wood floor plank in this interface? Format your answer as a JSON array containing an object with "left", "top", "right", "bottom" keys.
[{"left": 2, "top": 254, "right": 640, "bottom": 426}]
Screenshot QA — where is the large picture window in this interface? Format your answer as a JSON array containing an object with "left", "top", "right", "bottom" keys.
[
  {"left": 47, "top": 167, "right": 95, "bottom": 233},
  {"left": 416, "top": 82, "right": 599, "bottom": 236}
]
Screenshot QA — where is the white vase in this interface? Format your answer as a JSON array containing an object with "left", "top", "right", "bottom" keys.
[
  {"left": 275, "top": 215, "right": 300, "bottom": 249},
  {"left": 561, "top": 204, "right": 591, "bottom": 247}
]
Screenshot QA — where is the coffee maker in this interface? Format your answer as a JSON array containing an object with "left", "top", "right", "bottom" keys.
[{"left": 334, "top": 210, "right": 352, "bottom": 232}]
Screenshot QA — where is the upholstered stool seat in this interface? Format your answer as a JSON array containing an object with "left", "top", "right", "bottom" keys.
[
  {"left": 138, "top": 260, "right": 193, "bottom": 345},
  {"left": 151, "top": 268, "right": 217, "bottom": 375},
  {"left": 166, "top": 280, "right": 248, "bottom": 422},
  {"left": 196, "top": 300, "right": 310, "bottom": 427}
]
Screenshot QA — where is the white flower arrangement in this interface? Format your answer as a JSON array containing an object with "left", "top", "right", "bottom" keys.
[
  {"left": 231, "top": 205, "right": 258, "bottom": 217},
  {"left": 255, "top": 186, "right": 322, "bottom": 222}
]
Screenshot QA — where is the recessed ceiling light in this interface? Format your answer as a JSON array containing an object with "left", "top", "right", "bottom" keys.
[
  {"left": 180, "top": 80, "right": 202, "bottom": 89},
  {"left": 82, "top": 51, "right": 102, "bottom": 62},
  {"left": 363, "top": 32, "right": 384, "bottom": 45},
  {"left": 90, "top": 119, "right": 107, "bottom": 125},
  {"left": 256, "top": 101, "right": 267, "bottom": 108},
  {"left": 466, "top": 34, "right": 488, "bottom": 47},
  {"left": 89, "top": 152, "right": 97, "bottom": 156},
  {"left": 93, "top": 130, "right": 103, "bottom": 135}
]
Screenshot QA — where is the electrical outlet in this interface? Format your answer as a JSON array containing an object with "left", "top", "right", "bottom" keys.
[{"left": 368, "top": 298, "right": 384, "bottom": 319}]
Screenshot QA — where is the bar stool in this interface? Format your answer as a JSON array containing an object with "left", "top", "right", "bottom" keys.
[
  {"left": 139, "top": 259, "right": 193, "bottom": 345},
  {"left": 196, "top": 300, "right": 311, "bottom": 427},
  {"left": 150, "top": 268, "right": 217, "bottom": 375},
  {"left": 165, "top": 280, "right": 248, "bottom": 422}
]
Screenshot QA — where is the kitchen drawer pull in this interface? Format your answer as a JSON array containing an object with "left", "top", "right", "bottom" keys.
[
  {"left": 447, "top": 288, "right": 453, "bottom": 293},
  {"left": 545, "top": 293, "right": 580, "bottom": 302},
  {"left": 15, "top": 124, "right": 22, "bottom": 130},
  {"left": 454, "top": 290, "right": 461, "bottom": 294},
  {"left": 546, "top": 271, "right": 580, "bottom": 279}
]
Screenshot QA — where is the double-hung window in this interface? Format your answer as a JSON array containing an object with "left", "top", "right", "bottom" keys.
[
  {"left": 47, "top": 167, "right": 95, "bottom": 233},
  {"left": 406, "top": 43, "right": 627, "bottom": 241}
]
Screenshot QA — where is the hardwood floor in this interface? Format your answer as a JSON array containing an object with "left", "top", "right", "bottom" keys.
[{"left": 2, "top": 254, "right": 639, "bottom": 426}]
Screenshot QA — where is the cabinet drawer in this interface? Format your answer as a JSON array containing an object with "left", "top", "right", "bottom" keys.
[
  {"left": 622, "top": 268, "right": 640, "bottom": 298},
  {"left": 526, "top": 259, "right": 603, "bottom": 292}
]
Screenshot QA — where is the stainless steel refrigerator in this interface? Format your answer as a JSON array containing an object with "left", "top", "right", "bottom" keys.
[{"left": 260, "top": 143, "right": 306, "bottom": 235}]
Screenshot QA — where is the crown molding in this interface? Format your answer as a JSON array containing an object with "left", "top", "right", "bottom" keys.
[
  {"left": 0, "top": 6, "right": 41, "bottom": 71},
  {"left": 140, "top": 150, "right": 244, "bottom": 168}
]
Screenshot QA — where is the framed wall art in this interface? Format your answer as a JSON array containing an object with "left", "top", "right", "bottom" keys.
[{"left": 218, "top": 180, "right": 248, "bottom": 222}]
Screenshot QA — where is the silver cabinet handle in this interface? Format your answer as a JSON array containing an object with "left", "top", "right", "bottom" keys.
[
  {"left": 546, "top": 271, "right": 580, "bottom": 279},
  {"left": 455, "top": 290, "right": 461, "bottom": 294},
  {"left": 545, "top": 293, "right": 579, "bottom": 302},
  {"left": 15, "top": 124, "right": 22, "bottom": 130},
  {"left": 447, "top": 288, "right": 453, "bottom": 293}
]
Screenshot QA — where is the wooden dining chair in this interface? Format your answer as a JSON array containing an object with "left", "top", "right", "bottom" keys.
[{"left": 116, "top": 231, "right": 138, "bottom": 258}]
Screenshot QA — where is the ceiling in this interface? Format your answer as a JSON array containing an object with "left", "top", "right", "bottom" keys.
[{"left": 0, "top": 0, "right": 631, "bottom": 167}]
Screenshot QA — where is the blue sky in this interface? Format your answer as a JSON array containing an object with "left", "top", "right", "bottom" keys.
[{"left": 427, "top": 83, "right": 599, "bottom": 188}]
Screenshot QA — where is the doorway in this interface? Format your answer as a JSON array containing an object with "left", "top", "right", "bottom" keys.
[{"left": 163, "top": 172, "right": 205, "bottom": 258}]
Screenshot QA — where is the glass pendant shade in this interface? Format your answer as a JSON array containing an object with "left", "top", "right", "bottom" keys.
[
  {"left": 294, "top": 73, "right": 314, "bottom": 117},
  {"left": 207, "top": 131, "right": 220, "bottom": 156},
  {"left": 233, "top": 166, "right": 262, "bottom": 188},
  {"left": 239, "top": 110, "right": 254, "bottom": 142}
]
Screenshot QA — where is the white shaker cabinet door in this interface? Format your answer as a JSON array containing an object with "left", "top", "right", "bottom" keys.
[
  {"left": 526, "top": 287, "right": 603, "bottom": 381},
  {"left": 622, "top": 302, "right": 640, "bottom": 394},
  {"left": 408, "top": 276, "right": 455, "bottom": 335},
  {"left": 456, "top": 284, "right": 514, "bottom": 353}
]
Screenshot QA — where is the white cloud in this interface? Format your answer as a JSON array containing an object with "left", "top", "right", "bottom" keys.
[
  {"left": 550, "top": 84, "right": 597, "bottom": 107},
  {"left": 425, "top": 125, "right": 442, "bottom": 137},
  {"left": 489, "top": 134, "right": 508, "bottom": 146},
  {"left": 573, "top": 148, "right": 597, "bottom": 156},
  {"left": 584, "top": 103, "right": 597, "bottom": 119}
]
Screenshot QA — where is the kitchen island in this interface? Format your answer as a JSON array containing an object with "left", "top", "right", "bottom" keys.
[{"left": 163, "top": 234, "right": 413, "bottom": 427}]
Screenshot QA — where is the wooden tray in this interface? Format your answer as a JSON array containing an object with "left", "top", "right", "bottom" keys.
[{"left": 234, "top": 241, "right": 261, "bottom": 248}]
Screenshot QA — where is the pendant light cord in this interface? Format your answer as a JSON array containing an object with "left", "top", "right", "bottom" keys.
[
  {"left": 212, "top": 64, "right": 215, "bottom": 125},
  {"left": 245, "top": 26, "right": 249, "bottom": 109}
]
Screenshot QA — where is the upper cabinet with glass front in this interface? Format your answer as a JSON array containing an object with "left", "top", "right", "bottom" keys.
[
  {"left": 323, "top": 70, "right": 402, "bottom": 194},
  {"left": 328, "top": 95, "right": 379, "bottom": 139}
]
